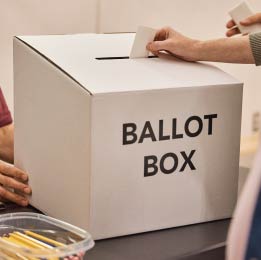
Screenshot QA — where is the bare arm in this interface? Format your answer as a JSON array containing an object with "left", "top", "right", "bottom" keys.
[
  {"left": 0, "top": 123, "right": 14, "bottom": 164},
  {"left": 147, "top": 13, "right": 261, "bottom": 64},
  {"left": 196, "top": 36, "right": 254, "bottom": 64},
  {"left": 146, "top": 27, "right": 255, "bottom": 64}
]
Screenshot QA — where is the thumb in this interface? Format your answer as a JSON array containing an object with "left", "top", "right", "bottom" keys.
[
  {"left": 240, "top": 13, "right": 261, "bottom": 25},
  {"left": 147, "top": 40, "right": 171, "bottom": 52}
]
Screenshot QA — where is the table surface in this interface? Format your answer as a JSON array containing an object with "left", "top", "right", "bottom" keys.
[
  {"left": 86, "top": 219, "right": 228, "bottom": 260},
  {"left": 0, "top": 204, "right": 228, "bottom": 260}
]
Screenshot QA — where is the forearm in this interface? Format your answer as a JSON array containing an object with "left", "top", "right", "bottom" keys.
[
  {"left": 195, "top": 36, "right": 255, "bottom": 64},
  {"left": 0, "top": 124, "right": 14, "bottom": 164}
]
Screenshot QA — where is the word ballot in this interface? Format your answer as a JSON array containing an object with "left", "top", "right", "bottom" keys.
[{"left": 123, "top": 114, "right": 218, "bottom": 176}]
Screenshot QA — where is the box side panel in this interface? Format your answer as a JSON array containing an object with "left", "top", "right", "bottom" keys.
[
  {"left": 14, "top": 38, "right": 91, "bottom": 230},
  {"left": 90, "top": 84, "right": 242, "bottom": 239}
]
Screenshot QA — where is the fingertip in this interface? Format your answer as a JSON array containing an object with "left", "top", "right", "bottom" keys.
[
  {"left": 23, "top": 187, "right": 31, "bottom": 194},
  {"left": 226, "top": 31, "right": 231, "bottom": 37},
  {"left": 147, "top": 42, "right": 155, "bottom": 52},
  {"left": 149, "top": 40, "right": 168, "bottom": 53},
  {"left": 226, "top": 27, "right": 241, "bottom": 37},
  {"left": 146, "top": 42, "right": 152, "bottom": 51},
  {"left": 22, "top": 174, "right": 28, "bottom": 181},
  {"left": 240, "top": 19, "right": 249, "bottom": 25},
  {"left": 21, "top": 199, "right": 29, "bottom": 207},
  {"left": 151, "top": 50, "right": 159, "bottom": 57},
  {"left": 226, "top": 19, "right": 235, "bottom": 29}
]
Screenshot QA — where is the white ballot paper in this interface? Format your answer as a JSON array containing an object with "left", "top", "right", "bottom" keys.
[{"left": 130, "top": 26, "right": 157, "bottom": 59}]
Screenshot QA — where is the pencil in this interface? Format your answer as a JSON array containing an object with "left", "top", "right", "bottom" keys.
[
  {"left": 0, "top": 250, "right": 27, "bottom": 260},
  {"left": 24, "top": 231, "right": 65, "bottom": 247},
  {"left": 0, "top": 237, "right": 37, "bottom": 260},
  {"left": 9, "top": 233, "right": 45, "bottom": 249},
  {"left": 2, "top": 236, "right": 34, "bottom": 249},
  {"left": 14, "top": 232, "right": 60, "bottom": 260},
  {"left": 10, "top": 234, "right": 60, "bottom": 260},
  {"left": 13, "top": 232, "right": 54, "bottom": 249}
]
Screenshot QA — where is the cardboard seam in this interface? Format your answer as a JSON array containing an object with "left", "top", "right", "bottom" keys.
[
  {"left": 89, "top": 98, "right": 93, "bottom": 232},
  {"left": 93, "top": 83, "right": 244, "bottom": 97}
]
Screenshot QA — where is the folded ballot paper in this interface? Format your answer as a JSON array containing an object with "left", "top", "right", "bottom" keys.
[{"left": 227, "top": 142, "right": 261, "bottom": 260}]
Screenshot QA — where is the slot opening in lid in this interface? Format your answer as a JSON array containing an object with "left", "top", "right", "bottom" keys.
[{"left": 95, "top": 56, "right": 157, "bottom": 60}]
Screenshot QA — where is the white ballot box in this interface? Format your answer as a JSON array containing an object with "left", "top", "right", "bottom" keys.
[{"left": 14, "top": 33, "right": 243, "bottom": 239}]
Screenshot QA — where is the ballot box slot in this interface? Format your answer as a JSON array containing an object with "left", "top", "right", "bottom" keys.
[{"left": 95, "top": 56, "right": 157, "bottom": 60}]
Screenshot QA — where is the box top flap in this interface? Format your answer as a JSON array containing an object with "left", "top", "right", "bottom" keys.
[{"left": 16, "top": 33, "right": 241, "bottom": 94}]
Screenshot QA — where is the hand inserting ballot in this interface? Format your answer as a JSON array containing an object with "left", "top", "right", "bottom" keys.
[
  {"left": 146, "top": 27, "right": 200, "bottom": 62},
  {"left": 146, "top": 25, "right": 255, "bottom": 64}
]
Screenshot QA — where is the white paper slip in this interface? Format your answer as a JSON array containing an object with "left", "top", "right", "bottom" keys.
[
  {"left": 130, "top": 26, "right": 157, "bottom": 59},
  {"left": 229, "top": 1, "right": 261, "bottom": 34}
]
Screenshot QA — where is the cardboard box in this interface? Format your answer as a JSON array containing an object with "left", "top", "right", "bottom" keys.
[{"left": 14, "top": 33, "right": 243, "bottom": 239}]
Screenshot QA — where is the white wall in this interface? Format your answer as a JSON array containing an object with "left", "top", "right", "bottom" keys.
[
  {"left": 1, "top": 0, "right": 261, "bottom": 137},
  {"left": 0, "top": 0, "right": 97, "bottom": 112}
]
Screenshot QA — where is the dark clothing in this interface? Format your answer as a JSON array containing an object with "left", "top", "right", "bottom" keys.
[{"left": 250, "top": 32, "right": 261, "bottom": 66}]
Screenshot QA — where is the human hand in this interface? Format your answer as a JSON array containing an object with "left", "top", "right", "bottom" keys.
[
  {"left": 146, "top": 27, "right": 201, "bottom": 62},
  {"left": 0, "top": 161, "right": 31, "bottom": 206},
  {"left": 226, "top": 12, "right": 261, "bottom": 37}
]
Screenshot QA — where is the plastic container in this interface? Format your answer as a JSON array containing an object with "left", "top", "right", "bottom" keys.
[{"left": 0, "top": 212, "right": 94, "bottom": 259}]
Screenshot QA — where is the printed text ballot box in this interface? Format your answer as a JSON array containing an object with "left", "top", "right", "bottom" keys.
[{"left": 14, "top": 33, "right": 243, "bottom": 239}]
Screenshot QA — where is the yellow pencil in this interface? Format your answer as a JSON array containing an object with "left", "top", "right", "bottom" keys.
[
  {"left": 13, "top": 232, "right": 60, "bottom": 260},
  {"left": 13, "top": 232, "right": 54, "bottom": 249},
  {"left": 14, "top": 232, "right": 62, "bottom": 260},
  {"left": 3, "top": 236, "right": 59, "bottom": 260},
  {"left": 24, "top": 231, "right": 65, "bottom": 247},
  {"left": 14, "top": 253, "right": 29, "bottom": 260},
  {"left": 9, "top": 233, "right": 45, "bottom": 249},
  {"left": 0, "top": 246, "right": 24, "bottom": 260},
  {"left": 0, "top": 237, "right": 37, "bottom": 260},
  {"left": 0, "top": 250, "right": 25, "bottom": 260},
  {"left": 2, "top": 236, "right": 34, "bottom": 249},
  {"left": 1, "top": 231, "right": 66, "bottom": 260}
]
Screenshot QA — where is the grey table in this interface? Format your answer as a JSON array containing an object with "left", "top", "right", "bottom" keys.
[
  {"left": 0, "top": 204, "right": 228, "bottom": 260},
  {"left": 86, "top": 219, "right": 228, "bottom": 260}
]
